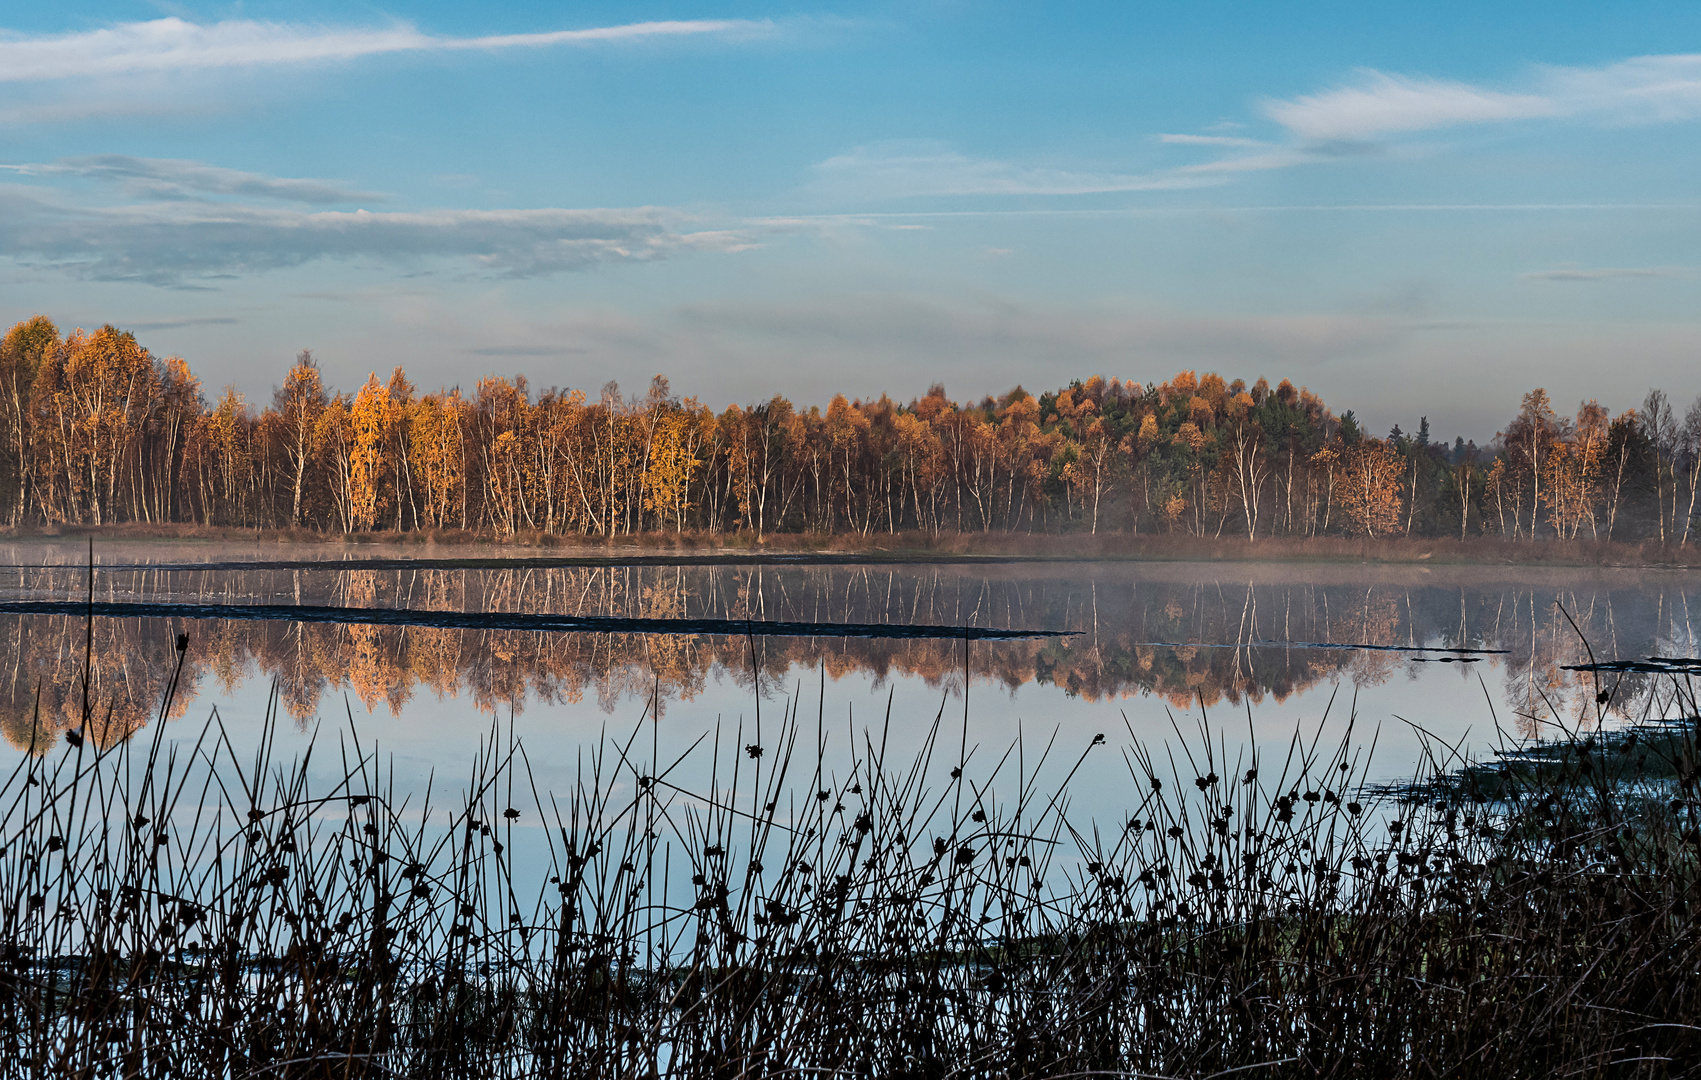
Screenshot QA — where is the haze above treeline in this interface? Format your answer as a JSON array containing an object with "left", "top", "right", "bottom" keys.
[{"left": 3, "top": 316, "right": 1698, "bottom": 544}]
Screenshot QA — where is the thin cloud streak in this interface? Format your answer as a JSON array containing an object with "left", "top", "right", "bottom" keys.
[
  {"left": 809, "top": 141, "right": 1214, "bottom": 199},
  {"left": 757, "top": 203, "right": 1699, "bottom": 225},
  {"left": 3, "top": 157, "right": 380, "bottom": 205},
  {"left": 0, "top": 188, "right": 760, "bottom": 286},
  {"left": 122, "top": 316, "right": 240, "bottom": 331},
  {"left": 1157, "top": 133, "right": 1269, "bottom": 148},
  {"left": 1521, "top": 265, "right": 1691, "bottom": 281},
  {"left": 0, "top": 16, "right": 776, "bottom": 83},
  {"left": 1264, "top": 54, "right": 1701, "bottom": 143}
]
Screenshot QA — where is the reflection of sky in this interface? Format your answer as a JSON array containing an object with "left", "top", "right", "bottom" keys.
[
  {"left": 1, "top": 550, "right": 1696, "bottom": 824},
  {"left": 189, "top": 628, "right": 1646, "bottom": 847},
  {"left": 19, "top": 636, "right": 1585, "bottom": 934}
]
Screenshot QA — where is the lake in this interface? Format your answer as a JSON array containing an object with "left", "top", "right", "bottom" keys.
[{"left": 0, "top": 542, "right": 1695, "bottom": 822}]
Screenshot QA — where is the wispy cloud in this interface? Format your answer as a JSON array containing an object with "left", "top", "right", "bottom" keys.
[
  {"left": 3, "top": 157, "right": 380, "bottom": 204},
  {"left": 0, "top": 186, "right": 759, "bottom": 286},
  {"left": 1550, "top": 54, "right": 1701, "bottom": 123},
  {"left": 763, "top": 203, "right": 1693, "bottom": 226},
  {"left": 810, "top": 141, "right": 1208, "bottom": 199},
  {"left": 465, "top": 344, "right": 590, "bottom": 357},
  {"left": 820, "top": 54, "right": 1701, "bottom": 205},
  {"left": 1112, "top": 52, "right": 1701, "bottom": 192},
  {"left": 0, "top": 16, "right": 776, "bottom": 83},
  {"left": 123, "top": 316, "right": 240, "bottom": 331},
  {"left": 1156, "top": 133, "right": 1268, "bottom": 148},
  {"left": 1264, "top": 54, "right": 1701, "bottom": 143},
  {"left": 1520, "top": 265, "right": 1691, "bottom": 282},
  {"left": 1174, "top": 148, "right": 1320, "bottom": 176},
  {"left": 1265, "top": 73, "right": 1556, "bottom": 142}
]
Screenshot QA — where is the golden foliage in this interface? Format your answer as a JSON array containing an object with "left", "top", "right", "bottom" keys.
[{"left": 1337, "top": 440, "right": 1404, "bottom": 538}]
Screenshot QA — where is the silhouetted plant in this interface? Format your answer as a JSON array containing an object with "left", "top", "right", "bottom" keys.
[{"left": 0, "top": 639, "right": 1698, "bottom": 1077}]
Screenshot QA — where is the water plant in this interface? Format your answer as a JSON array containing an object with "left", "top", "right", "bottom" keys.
[{"left": 0, "top": 634, "right": 1697, "bottom": 1078}]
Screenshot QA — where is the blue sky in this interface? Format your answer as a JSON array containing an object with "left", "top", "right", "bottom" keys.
[{"left": 3, "top": 1, "right": 1700, "bottom": 439}]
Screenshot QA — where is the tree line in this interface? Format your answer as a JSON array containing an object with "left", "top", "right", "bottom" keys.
[{"left": 3, "top": 314, "right": 1699, "bottom": 542}]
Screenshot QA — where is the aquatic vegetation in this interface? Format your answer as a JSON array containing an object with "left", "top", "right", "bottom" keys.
[{"left": 0, "top": 640, "right": 1698, "bottom": 1077}]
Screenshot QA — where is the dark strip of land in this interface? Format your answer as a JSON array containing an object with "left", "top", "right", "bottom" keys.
[
  {"left": 0, "top": 599, "right": 1077, "bottom": 641},
  {"left": 0, "top": 598, "right": 1513, "bottom": 653},
  {"left": 1147, "top": 640, "right": 1507, "bottom": 655},
  {"left": 1564, "top": 656, "right": 1701, "bottom": 674}
]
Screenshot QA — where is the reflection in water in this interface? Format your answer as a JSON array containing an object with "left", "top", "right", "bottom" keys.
[{"left": 1, "top": 561, "right": 1696, "bottom": 751}]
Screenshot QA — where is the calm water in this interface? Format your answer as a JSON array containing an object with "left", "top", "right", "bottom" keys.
[{"left": 1, "top": 543, "right": 1697, "bottom": 816}]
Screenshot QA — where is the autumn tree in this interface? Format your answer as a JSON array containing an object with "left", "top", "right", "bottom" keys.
[
  {"left": 0, "top": 317, "right": 58, "bottom": 524},
  {"left": 1545, "top": 400, "right": 1607, "bottom": 539},
  {"left": 824, "top": 394, "right": 870, "bottom": 533},
  {"left": 410, "top": 389, "right": 467, "bottom": 529},
  {"left": 148, "top": 357, "right": 201, "bottom": 524},
  {"left": 1221, "top": 391, "right": 1269, "bottom": 539},
  {"left": 192, "top": 387, "right": 255, "bottom": 524},
  {"left": 1337, "top": 439, "right": 1404, "bottom": 537},
  {"left": 644, "top": 400, "right": 706, "bottom": 531},
  {"left": 727, "top": 396, "right": 796, "bottom": 537},
  {"left": 39, "top": 326, "right": 159, "bottom": 525},
  {"left": 313, "top": 395, "right": 355, "bottom": 533},
  {"left": 1309, "top": 446, "right": 1340, "bottom": 535},
  {"left": 1499, "top": 389, "right": 1561, "bottom": 540},
  {"left": 348, "top": 374, "right": 393, "bottom": 532},
  {"left": 274, "top": 350, "right": 328, "bottom": 526},
  {"left": 7, "top": 313, "right": 1696, "bottom": 546},
  {"left": 386, "top": 367, "right": 417, "bottom": 530}
]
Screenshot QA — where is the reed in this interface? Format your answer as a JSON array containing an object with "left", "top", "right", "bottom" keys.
[{"left": 0, "top": 636, "right": 1698, "bottom": 1078}]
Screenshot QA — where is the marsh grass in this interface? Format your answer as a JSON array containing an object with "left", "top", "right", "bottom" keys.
[{"left": 1, "top": 632, "right": 1699, "bottom": 1078}]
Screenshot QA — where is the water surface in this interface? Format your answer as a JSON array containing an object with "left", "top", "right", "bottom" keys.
[{"left": 0, "top": 544, "right": 1693, "bottom": 780}]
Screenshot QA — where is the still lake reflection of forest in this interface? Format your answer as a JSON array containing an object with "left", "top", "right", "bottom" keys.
[{"left": 0, "top": 548, "right": 1696, "bottom": 770}]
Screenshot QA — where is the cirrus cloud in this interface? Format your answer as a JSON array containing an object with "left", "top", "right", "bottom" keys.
[
  {"left": 1265, "top": 72, "right": 1557, "bottom": 142},
  {"left": 0, "top": 183, "right": 760, "bottom": 287},
  {"left": 2, "top": 156, "right": 380, "bottom": 204},
  {"left": 0, "top": 16, "right": 776, "bottom": 83},
  {"left": 1263, "top": 54, "right": 1701, "bottom": 144},
  {"left": 809, "top": 140, "right": 1209, "bottom": 199},
  {"left": 0, "top": 14, "right": 781, "bottom": 124},
  {"left": 1520, "top": 264, "right": 1691, "bottom": 282}
]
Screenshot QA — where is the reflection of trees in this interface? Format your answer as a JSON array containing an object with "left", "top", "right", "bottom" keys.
[
  {"left": 1, "top": 564, "right": 1694, "bottom": 748},
  {"left": 0, "top": 614, "right": 193, "bottom": 752}
]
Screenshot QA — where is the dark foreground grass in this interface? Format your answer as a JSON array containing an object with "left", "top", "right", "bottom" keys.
[{"left": 1, "top": 643, "right": 1699, "bottom": 1078}]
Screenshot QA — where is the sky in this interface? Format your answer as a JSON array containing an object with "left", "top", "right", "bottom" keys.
[{"left": 3, "top": 1, "right": 1700, "bottom": 442}]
